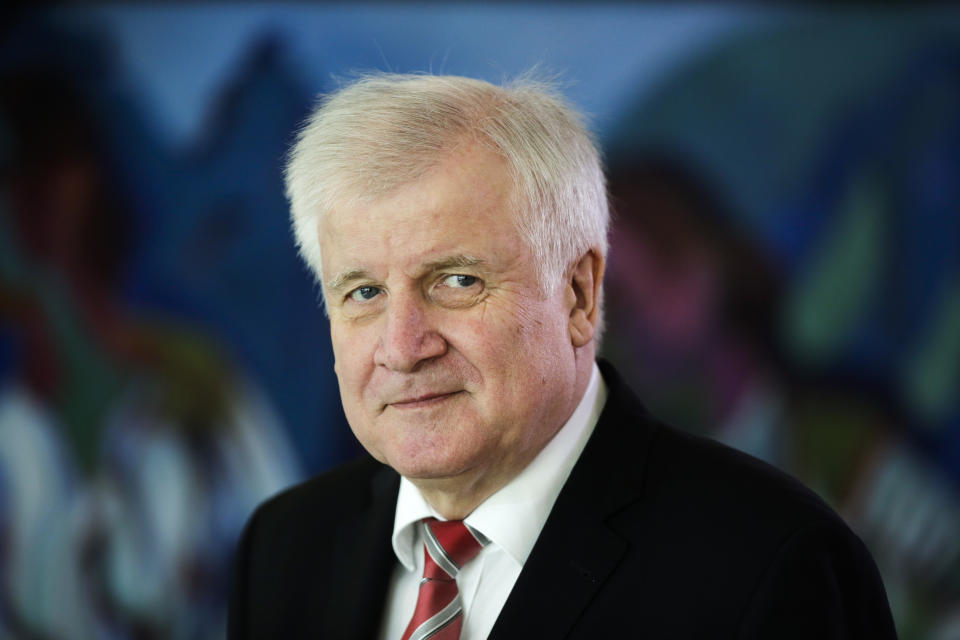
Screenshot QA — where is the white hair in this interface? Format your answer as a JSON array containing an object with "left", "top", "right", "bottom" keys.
[{"left": 285, "top": 72, "right": 609, "bottom": 296}]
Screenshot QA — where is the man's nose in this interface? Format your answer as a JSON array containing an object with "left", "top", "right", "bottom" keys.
[{"left": 373, "top": 294, "right": 447, "bottom": 372}]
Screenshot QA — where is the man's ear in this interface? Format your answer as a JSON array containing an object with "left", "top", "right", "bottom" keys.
[{"left": 565, "top": 249, "right": 605, "bottom": 348}]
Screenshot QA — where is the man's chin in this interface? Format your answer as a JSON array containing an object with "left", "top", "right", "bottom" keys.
[
  {"left": 394, "top": 461, "right": 469, "bottom": 482},
  {"left": 387, "top": 451, "right": 481, "bottom": 484}
]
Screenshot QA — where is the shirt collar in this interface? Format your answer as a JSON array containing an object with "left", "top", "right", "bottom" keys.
[{"left": 391, "top": 362, "right": 608, "bottom": 570}]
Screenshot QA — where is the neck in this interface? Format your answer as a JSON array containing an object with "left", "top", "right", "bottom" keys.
[{"left": 412, "top": 474, "right": 502, "bottom": 520}]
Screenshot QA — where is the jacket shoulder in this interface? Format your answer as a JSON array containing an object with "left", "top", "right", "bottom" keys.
[
  {"left": 586, "top": 363, "right": 894, "bottom": 636},
  {"left": 597, "top": 360, "right": 844, "bottom": 537},
  {"left": 228, "top": 455, "right": 398, "bottom": 639},
  {"left": 647, "top": 422, "right": 841, "bottom": 532}
]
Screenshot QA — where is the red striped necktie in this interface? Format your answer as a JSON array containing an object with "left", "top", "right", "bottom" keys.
[{"left": 400, "top": 518, "right": 489, "bottom": 640}]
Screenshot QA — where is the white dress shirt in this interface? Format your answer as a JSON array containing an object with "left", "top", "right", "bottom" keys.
[{"left": 378, "top": 363, "right": 608, "bottom": 640}]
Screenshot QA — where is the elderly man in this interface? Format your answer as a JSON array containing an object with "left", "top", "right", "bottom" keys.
[{"left": 228, "top": 74, "right": 895, "bottom": 639}]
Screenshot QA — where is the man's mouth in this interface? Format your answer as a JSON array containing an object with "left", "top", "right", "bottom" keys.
[{"left": 388, "top": 390, "right": 463, "bottom": 409}]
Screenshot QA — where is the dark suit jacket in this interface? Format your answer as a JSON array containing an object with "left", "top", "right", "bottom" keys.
[{"left": 228, "top": 361, "right": 896, "bottom": 639}]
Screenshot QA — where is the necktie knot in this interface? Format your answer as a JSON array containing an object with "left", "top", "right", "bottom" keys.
[{"left": 423, "top": 518, "right": 487, "bottom": 577}]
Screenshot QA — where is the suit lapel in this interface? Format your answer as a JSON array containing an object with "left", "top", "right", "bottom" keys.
[
  {"left": 319, "top": 464, "right": 400, "bottom": 640},
  {"left": 489, "top": 361, "right": 657, "bottom": 638}
]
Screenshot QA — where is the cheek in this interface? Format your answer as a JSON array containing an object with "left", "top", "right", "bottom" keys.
[
  {"left": 506, "top": 298, "right": 568, "bottom": 350},
  {"left": 458, "top": 300, "right": 565, "bottom": 385},
  {"left": 331, "top": 325, "right": 376, "bottom": 393}
]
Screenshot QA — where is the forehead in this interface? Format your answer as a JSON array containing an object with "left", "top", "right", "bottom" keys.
[{"left": 319, "top": 144, "right": 526, "bottom": 275}]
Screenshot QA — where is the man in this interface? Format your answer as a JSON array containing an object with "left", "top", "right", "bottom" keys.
[{"left": 228, "top": 73, "right": 896, "bottom": 639}]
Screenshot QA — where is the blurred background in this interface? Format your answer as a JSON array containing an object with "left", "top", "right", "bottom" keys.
[{"left": 1, "top": 4, "right": 958, "bottom": 639}]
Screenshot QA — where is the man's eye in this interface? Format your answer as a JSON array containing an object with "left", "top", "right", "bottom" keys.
[
  {"left": 349, "top": 286, "right": 382, "bottom": 302},
  {"left": 442, "top": 274, "right": 478, "bottom": 288}
]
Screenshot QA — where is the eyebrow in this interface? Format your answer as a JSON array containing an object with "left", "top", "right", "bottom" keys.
[
  {"left": 326, "top": 268, "right": 372, "bottom": 293},
  {"left": 422, "top": 254, "right": 485, "bottom": 272},
  {"left": 325, "top": 254, "right": 486, "bottom": 293}
]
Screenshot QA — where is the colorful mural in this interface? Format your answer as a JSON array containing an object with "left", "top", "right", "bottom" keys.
[{"left": 1, "top": 6, "right": 958, "bottom": 639}]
